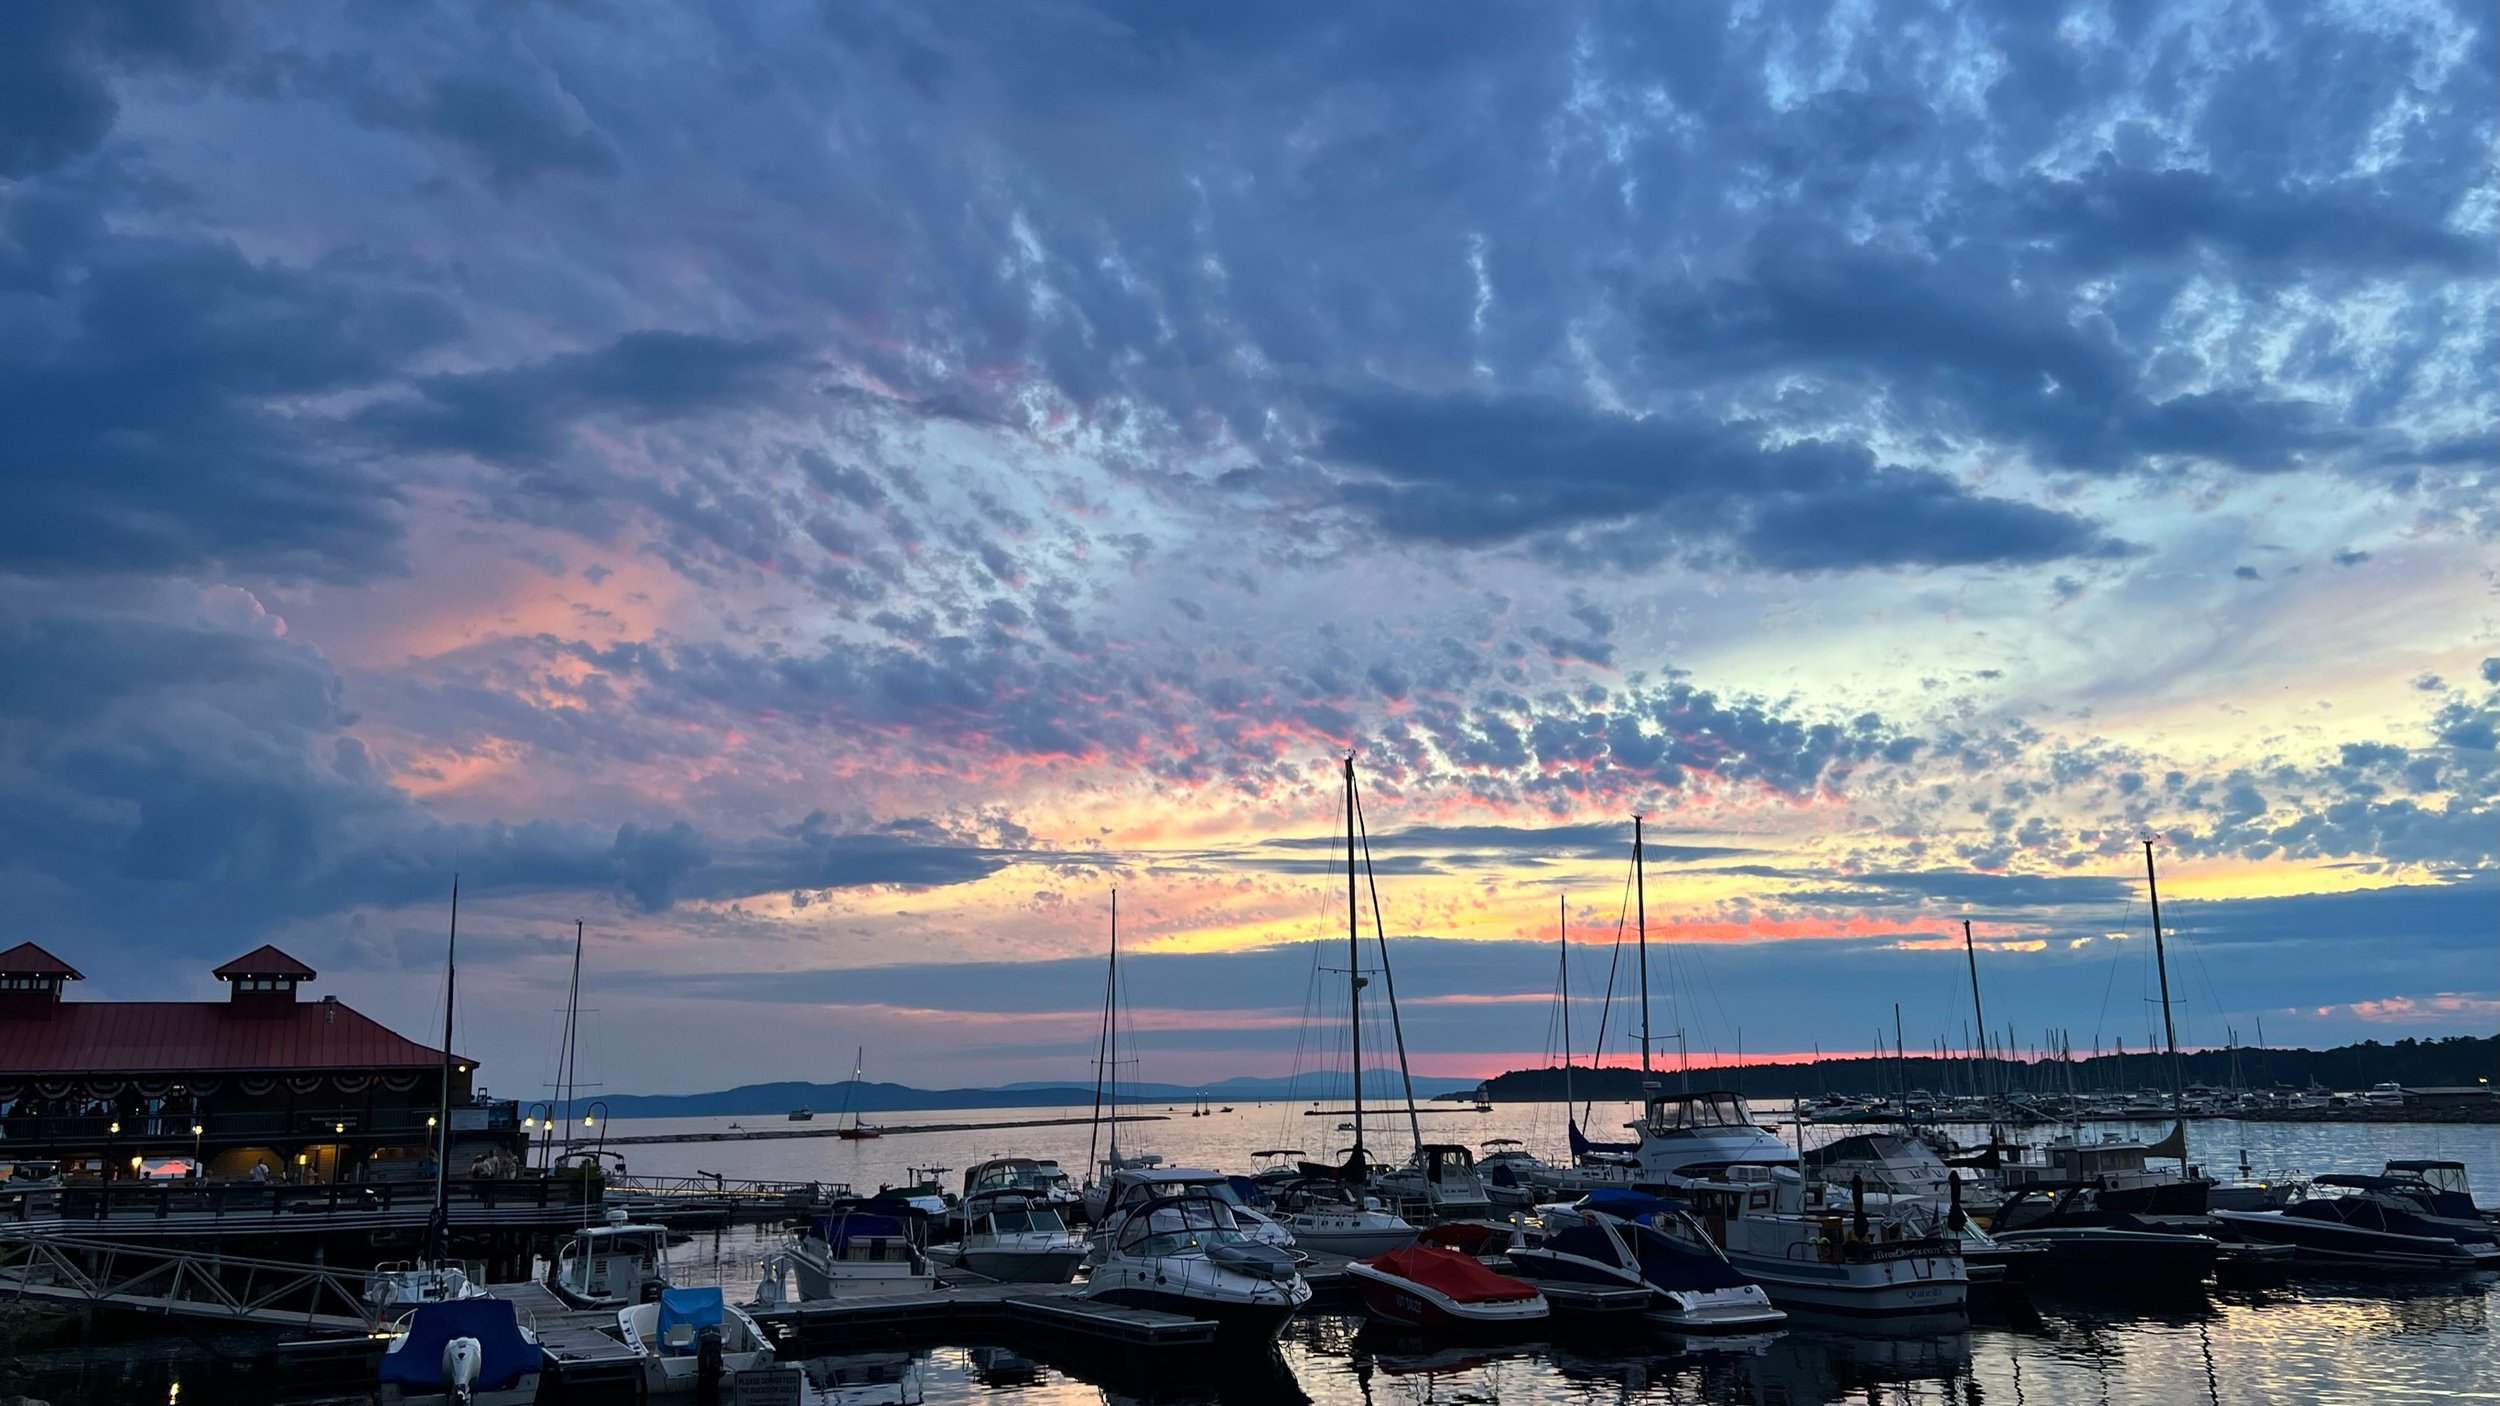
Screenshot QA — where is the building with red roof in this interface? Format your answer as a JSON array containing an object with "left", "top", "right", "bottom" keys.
[{"left": 0, "top": 942, "right": 522, "bottom": 1183}]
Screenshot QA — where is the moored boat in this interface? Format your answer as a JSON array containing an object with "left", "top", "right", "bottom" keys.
[
  {"left": 1081, "top": 1192, "right": 1312, "bottom": 1347},
  {"left": 616, "top": 1286, "right": 780, "bottom": 1396},
  {"left": 1507, "top": 1192, "right": 1786, "bottom": 1332},
  {"left": 376, "top": 1297, "right": 541, "bottom": 1406},
  {"left": 1347, "top": 1243, "right": 1549, "bottom": 1331},
  {"left": 2214, "top": 1182, "right": 2500, "bottom": 1274},
  {"left": 775, "top": 1203, "right": 937, "bottom": 1300},
  {"left": 1665, "top": 1167, "right": 1967, "bottom": 1317},
  {"left": 548, "top": 1214, "right": 672, "bottom": 1309},
  {"left": 941, "top": 1189, "right": 1088, "bottom": 1284}
]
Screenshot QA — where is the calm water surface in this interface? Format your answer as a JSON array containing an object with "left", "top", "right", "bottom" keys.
[{"left": 14, "top": 1101, "right": 2494, "bottom": 1405}]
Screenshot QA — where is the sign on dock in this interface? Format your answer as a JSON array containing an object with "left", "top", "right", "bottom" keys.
[{"left": 732, "top": 1365, "right": 806, "bottom": 1405}]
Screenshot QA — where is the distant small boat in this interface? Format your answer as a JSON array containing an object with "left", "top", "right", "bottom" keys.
[
  {"left": 837, "top": 1047, "right": 883, "bottom": 1139},
  {"left": 788, "top": 1108, "right": 814, "bottom": 1122}
]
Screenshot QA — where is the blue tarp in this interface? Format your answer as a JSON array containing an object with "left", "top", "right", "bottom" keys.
[
  {"left": 656, "top": 1286, "right": 724, "bottom": 1339},
  {"left": 378, "top": 1298, "right": 537, "bottom": 1392},
  {"left": 1569, "top": 1119, "right": 1638, "bottom": 1158},
  {"left": 1582, "top": 1188, "right": 1671, "bottom": 1221}
]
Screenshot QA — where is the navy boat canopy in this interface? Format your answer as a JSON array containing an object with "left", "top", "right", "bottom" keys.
[
  {"left": 1582, "top": 1188, "right": 1671, "bottom": 1221},
  {"left": 656, "top": 1286, "right": 724, "bottom": 1338},
  {"left": 379, "top": 1298, "right": 538, "bottom": 1392},
  {"left": 1568, "top": 1119, "right": 1638, "bottom": 1158}
]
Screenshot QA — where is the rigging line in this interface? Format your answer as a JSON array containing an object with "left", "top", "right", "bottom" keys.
[
  {"left": 1085, "top": 891, "right": 1113, "bottom": 1181},
  {"left": 1350, "top": 766, "right": 1425, "bottom": 1154},
  {"left": 1582, "top": 851, "right": 1636, "bottom": 1130},
  {"left": 2091, "top": 895, "right": 2135, "bottom": 1050}
]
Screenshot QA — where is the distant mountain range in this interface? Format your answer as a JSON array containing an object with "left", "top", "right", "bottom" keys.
[{"left": 602, "top": 1070, "right": 1483, "bottom": 1118}]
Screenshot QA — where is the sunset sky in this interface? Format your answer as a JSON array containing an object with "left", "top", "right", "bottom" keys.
[{"left": 3, "top": 1, "right": 2492, "bottom": 1096}]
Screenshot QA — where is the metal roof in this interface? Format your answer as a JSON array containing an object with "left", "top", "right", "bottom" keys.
[
  {"left": 211, "top": 944, "right": 318, "bottom": 979},
  {"left": 0, "top": 1000, "right": 462, "bottom": 1075},
  {"left": 0, "top": 943, "right": 82, "bottom": 979}
]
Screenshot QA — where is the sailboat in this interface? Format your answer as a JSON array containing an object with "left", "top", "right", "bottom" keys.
[
  {"left": 1621, "top": 817, "right": 1796, "bottom": 1182},
  {"left": 837, "top": 1047, "right": 883, "bottom": 1140},
  {"left": 1082, "top": 892, "right": 1162, "bottom": 1223},
  {"left": 376, "top": 880, "right": 542, "bottom": 1406}
]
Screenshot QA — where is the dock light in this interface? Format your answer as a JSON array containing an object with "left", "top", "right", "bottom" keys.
[
  {"left": 522, "top": 1115, "right": 535, "bottom": 1129},
  {"left": 427, "top": 1115, "right": 437, "bottom": 1128},
  {"left": 295, "top": 1153, "right": 307, "bottom": 1166},
  {"left": 582, "top": 1114, "right": 595, "bottom": 1127},
  {"left": 109, "top": 1121, "right": 120, "bottom": 1134},
  {"left": 190, "top": 1124, "right": 203, "bottom": 1137},
  {"left": 333, "top": 1122, "right": 345, "bottom": 1134},
  {"left": 130, "top": 1155, "right": 142, "bottom": 1171}
]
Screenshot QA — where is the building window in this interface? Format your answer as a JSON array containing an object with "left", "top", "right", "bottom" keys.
[{"left": 233, "top": 977, "right": 297, "bottom": 995}]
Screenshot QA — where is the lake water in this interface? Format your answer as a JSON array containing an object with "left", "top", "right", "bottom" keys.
[{"left": 11, "top": 1100, "right": 2494, "bottom": 1405}]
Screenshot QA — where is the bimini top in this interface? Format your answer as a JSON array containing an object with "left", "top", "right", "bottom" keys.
[
  {"left": 1581, "top": 1187, "right": 1674, "bottom": 1222},
  {"left": 379, "top": 1298, "right": 537, "bottom": 1391}
]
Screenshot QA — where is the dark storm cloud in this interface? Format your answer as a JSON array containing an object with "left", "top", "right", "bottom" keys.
[
  {"left": 1319, "top": 390, "right": 2124, "bottom": 570},
  {"left": 360, "top": 331, "right": 798, "bottom": 462},
  {"left": 0, "top": 0, "right": 225, "bottom": 177},
  {"left": 418, "top": 73, "right": 621, "bottom": 189},
  {"left": 2015, "top": 157, "right": 2485, "bottom": 277},
  {"left": 0, "top": 188, "right": 460, "bottom": 581}
]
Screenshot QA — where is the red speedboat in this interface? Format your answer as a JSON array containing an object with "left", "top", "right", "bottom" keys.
[{"left": 1347, "top": 1245, "right": 1549, "bottom": 1331}]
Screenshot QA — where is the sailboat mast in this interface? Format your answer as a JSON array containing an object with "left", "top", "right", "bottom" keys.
[
  {"left": 1344, "top": 755, "right": 1364, "bottom": 1155},
  {"left": 2143, "top": 839, "right": 2189, "bottom": 1171},
  {"left": 555, "top": 918, "right": 584, "bottom": 1162},
  {"left": 1634, "top": 815, "right": 1652, "bottom": 1085},
  {"left": 1961, "top": 919, "right": 1989, "bottom": 1103},
  {"left": 430, "top": 876, "right": 458, "bottom": 1266},
  {"left": 1107, "top": 894, "right": 1120, "bottom": 1163},
  {"left": 1558, "top": 896, "right": 1573, "bottom": 1118},
  {"left": 1088, "top": 892, "right": 1113, "bottom": 1176}
]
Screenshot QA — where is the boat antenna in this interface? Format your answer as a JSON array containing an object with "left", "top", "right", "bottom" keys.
[
  {"left": 1343, "top": 754, "right": 1365, "bottom": 1162},
  {"left": 2144, "top": 837, "right": 2190, "bottom": 1173},
  {"left": 1350, "top": 758, "right": 1424, "bottom": 1154},
  {"left": 427, "top": 875, "right": 458, "bottom": 1269}
]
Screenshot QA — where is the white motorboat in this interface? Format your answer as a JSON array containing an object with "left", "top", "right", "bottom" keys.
[
  {"left": 376, "top": 1297, "right": 542, "bottom": 1406},
  {"left": 548, "top": 1214, "right": 672, "bottom": 1308},
  {"left": 1087, "top": 1167, "right": 1294, "bottom": 1259},
  {"left": 1082, "top": 1192, "right": 1311, "bottom": 1347},
  {"left": 773, "top": 1205, "right": 937, "bottom": 1300},
  {"left": 1378, "top": 1143, "right": 1499, "bottom": 1222},
  {"left": 1664, "top": 1166, "right": 1968, "bottom": 1316},
  {"left": 617, "top": 1286, "right": 781, "bottom": 1396},
  {"left": 940, "top": 1190, "right": 1087, "bottom": 1284},
  {"left": 1632, "top": 1089, "right": 1801, "bottom": 1183},
  {"left": 1346, "top": 1243, "right": 1549, "bottom": 1331},
  {"left": 1807, "top": 1132, "right": 2000, "bottom": 1213},
  {"left": 951, "top": 1157, "right": 1083, "bottom": 1234},
  {"left": 1510, "top": 1193, "right": 1786, "bottom": 1332}
]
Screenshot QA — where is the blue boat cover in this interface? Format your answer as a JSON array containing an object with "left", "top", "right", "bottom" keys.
[
  {"left": 1225, "top": 1174, "right": 1272, "bottom": 1209},
  {"left": 378, "top": 1298, "right": 537, "bottom": 1392},
  {"left": 1582, "top": 1188, "right": 1670, "bottom": 1221},
  {"left": 656, "top": 1286, "right": 725, "bottom": 1338},
  {"left": 1569, "top": 1119, "right": 1639, "bottom": 1158},
  {"left": 1626, "top": 1221, "right": 1750, "bottom": 1291}
]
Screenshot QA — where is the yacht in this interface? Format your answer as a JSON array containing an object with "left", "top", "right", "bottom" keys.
[
  {"left": 940, "top": 1190, "right": 1088, "bottom": 1284},
  {"left": 1662, "top": 1166, "right": 1967, "bottom": 1316},
  {"left": 2379, "top": 1159, "right": 2497, "bottom": 1226},
  {"left": 2361, "top": 1082, "right": 2409, "bottom": 1107},
  {"left": 1087, "top": 1167, "right": 1294, "bottom": 1258},
  {"left": 1986, "top": 1185, "right": 2222, "bottom": 1288},
  {"left": 1997, "top": 1130, "right": 2209, "bottom": 1217},
  {"left": 1377, "top": 1143, "right": 1502, "bottom": 1227},
  {"left": 363, "top": 1259, "right": 486, "bottom": 1319},
  {"left": 774, "top": 1204, "right": 937, "bottom": 1300},
  {"left": 1632, "top": 1089, "right": 1802, "bottom": 1182},
  {"left": 2215, "top": 1178, "right": 2500, "bottom": 1273},
  {"left": 1081, "top": 1192, "right": 1311, "bottom": 1346},
  {"left": 1507, "top": 1193, "right": 1786, "bottom": 1332},
  {"left": 950, "top": 1157, "right": 1082, "bottom": 1234},
  {"left": 548, "top": 1214, "right": 673, "bottom": 1308},
  {"left": 376, "top": 1297, "right": 542, "bottom": 1406},
  {"left": 616, "top": 1286, "right": 782, "bottom": 1396},
  {"left": 1807, "top": 1132, "right": 1999, "bottom": 1213}
]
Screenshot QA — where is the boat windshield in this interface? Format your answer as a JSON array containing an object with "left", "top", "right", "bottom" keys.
[
  {"left": 1645, "top": 1092, "right": 1758, "bottom": 1133},
  {"left": 969, "top": 1161, "right": 1043, "bottom": 1194},
  {"left": 1114, "top": 1198, "right": 1247, "bottom": 1257},
  {"left": 984, "top": 1206, "right": 1066, "bottom": 1235}
]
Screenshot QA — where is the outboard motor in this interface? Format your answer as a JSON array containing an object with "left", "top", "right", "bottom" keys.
[
  {"left": 640, "top": 1277, "right": 666, "bottom": 1304},
  {"left": 696, "top": 1323, "right": 726, "bottom": 1397},
  {"left": 1207, "top": 1240, "right": 1297, "bottom": 1282},
  {"left": 440, "top": 1334, "right": 483, "bottom": 1406}
]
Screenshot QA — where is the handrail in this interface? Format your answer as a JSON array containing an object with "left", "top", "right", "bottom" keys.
[
  {"left": 0, "top": 1175, "right": 593, "bottom": 1224},
  {"left": 0, "top": 1227, "right": 382, "bottom": 1327}
]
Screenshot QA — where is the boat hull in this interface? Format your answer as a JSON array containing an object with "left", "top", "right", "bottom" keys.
[
  {"left": 1723, "top": 1248, "right": 1968, "bottom": 1316},
  {"left": 1343, "top": 1261, "right": 1547, "bottom": 1332},
  {"left": 952, "top": 1246, "right": 1087, "bottom": 1284},
  {"left": 1989, "top": 1227, "right": 2218, "bottom": 1287},
  {"left": 2213, "top": 1211, "right": 2500, "bottom": 1274}
]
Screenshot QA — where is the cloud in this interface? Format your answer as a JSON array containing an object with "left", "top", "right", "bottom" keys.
[
  {"left": 1319, "top": 389, "right": 2123, "bottom": 572},
  {"left": 0, "top": 0, "right": 225, "bottom": 177}
]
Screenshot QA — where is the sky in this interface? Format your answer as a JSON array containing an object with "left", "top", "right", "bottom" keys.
[{"left": 2, "top": 0, "right": 2493, "bottom": 1098}]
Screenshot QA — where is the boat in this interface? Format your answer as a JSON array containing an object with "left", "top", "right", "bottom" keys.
[
  {"left": 1079, "top": 892, "right": 1162, "bottom": 1221},
  {"left": 1272, "top": 1176, "right": 1421, "bottom": 1258},
  {"left": 2379, "top": 1159, "right": 2498, "bottom": 1226},
  {"left": 1506, "top": 1191, "right": 1786, "bottom": 1332},
  {"left": 2214, "top": 1179, "right": 2500, "bottom": 1273},
  {"left": 940, "top": 1189, "right": 1088, "bottom": 1283},
  {"left": 1663, "top": 1166, "right": 1968, "bottom": 1316},
  {"left": 616, "top": 1286, "right": 780, "bottom": 1396},
  {"left": 1475, "top": 1140, "right": 1544, "bottom": 1210},
  {"left": 1808, "top": 1131, "right": 1999, "bottom": 1215},
  {"left": 1346, "top": 1243, "right": 1548, "bottom": 1330},
  {"left": 788, "top": 1108, "right": 814, "bottom": 1122},
  {"left": 1080, "top": 1191, "right": 1311, "bottom": 1346},
  {"left": 2361, "top": 1082, "right": 2409, "bottom": 1107},
  {"left": 836, "top": 1047, "right": 883, "bottom": 1139},
  {"left": 377, "top": 880, "right": 487, "bottom": 1320},
  {"left": 1634, "top": 1090, "right": 1802, "bottom": 1183},
  {"left": 1086, "top": 1166, "right": 1295, "bottom": 1257},
  {"left": 1985, "top": 1185, "right": 2221, "bottom": 1289},
  {"left": 950, "top": 1157, "right": 1083, "bottom": 1234},
  {"left": 1377, "top": 1143, "right": 1504, "bottom": 1233},
  {"left": 376, "top": 1297, "right": 542, "bottom": 1406},
  {"left": 549, "top": 1213, "right": 674, "bottom": 1308},
  {"left": 1996, "top": 1130, "right": 2211, "bottom": 1217},
  {"left": 774, "top": 1202, "right": 937, "bottom": 1300}
]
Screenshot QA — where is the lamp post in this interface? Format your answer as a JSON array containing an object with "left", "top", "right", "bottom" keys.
[
  {"left": 521, "top": 1102, "right": 557, "bottom": 1172},
  {"left": 190, "top": 1122, "right": 204, "bottom": 1176},
  {"left": 580, "top": 1100, "right": 610, "bottom": 1166}
]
